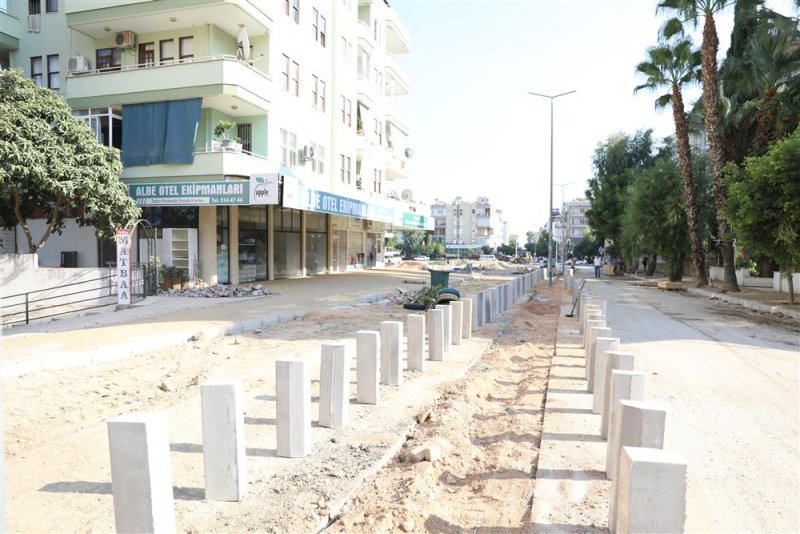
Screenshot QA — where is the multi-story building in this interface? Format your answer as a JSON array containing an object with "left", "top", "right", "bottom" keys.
[
  {"left": 4, "top": 0, "right": 429, "bottom": 282},
  {"left": 430, "top": 197, "right": 507, "bottom": 251}
]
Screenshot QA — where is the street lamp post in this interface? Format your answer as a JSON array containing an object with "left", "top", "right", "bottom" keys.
[{"left": 529, "top": 90, "right": 576, "bottom": 288}]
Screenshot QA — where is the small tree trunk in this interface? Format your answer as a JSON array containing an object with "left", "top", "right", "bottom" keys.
[
  {"left": 13, "top": 190, "right": 37, "bottom": 253},
  {"left": 646, "top": 255, "right": 658, "bottom": 276},
  {"left": 720, "top": 242, "right": 740, "bottom": 291},
  {"left": 788, "top": 274, "right": 795, "bottom": 305}
]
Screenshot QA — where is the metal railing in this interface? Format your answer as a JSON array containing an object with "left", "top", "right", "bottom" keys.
[{"left": 1, "top": 264, "right": 151, "bottom": 327}]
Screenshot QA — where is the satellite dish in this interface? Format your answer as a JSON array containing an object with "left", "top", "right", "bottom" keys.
[
  {"left": 237, "top": 26, "right": 250, "bottom": 61},
  {"left": 404, "top": 147, "right": 414, "bottom": 158},
  {"left": 401, "top": 189, "right": 414, "bottom": 201}
]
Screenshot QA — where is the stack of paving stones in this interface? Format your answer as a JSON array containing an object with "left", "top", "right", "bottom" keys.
[
  {"left": 105, "top": 271, "right": 540, "bottom": 532},
  {"left": 158, "top": 284, "right": 271, "bottom": 298},
  {"left": 576, "top": 284, "right": 688, "bottom": 534}
]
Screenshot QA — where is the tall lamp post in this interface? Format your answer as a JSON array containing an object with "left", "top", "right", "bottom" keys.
[{"left": 529, "top": 90, "right": 576, "bottom": 287}]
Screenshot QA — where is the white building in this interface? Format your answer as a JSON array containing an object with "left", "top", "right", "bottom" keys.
[
  {"left": 431, "top": 196, "right": 507, "bottom": 251},
  {"left": 3, "top": 0, "right": 430, "bottom": 281}
]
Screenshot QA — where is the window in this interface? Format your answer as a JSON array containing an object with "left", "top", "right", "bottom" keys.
[
  {"left": 46, "top": 54, "right": 59, "bottom": 89},
  {"left": 291, "top": 60, "right": 300, "bottom": 96},
  {"left": 45, "top": 0, "right": 56, "bottom": 12},
  {"left": 237, "top": 123, "right": 252, "bottom": 153},
  {"left": 159, "top": 39, "right": 174, "bottom": 64},
  {"left": 280, "top": 128, "right": 298, "bottom": 167},
  {"left": 340, "top": 37, "right": 353, "bottom": 68},
  {"left": 179, "top": 36, "right": 193, "bottom": 61},
  {"left": 375, "top": 71, "right": 383, "bottom": 96},
  {"left": 28, "top": 0, "right": 40, "bottom": 14},
  {"left": 319, "top": 80, "right": 326, "bottom": 111},
  {"left": 313, "top": 8, "right": 320, "bottom": 41},
  {"left": 313, "top": 10, "right": 327, "bottom": 47},
  {"left": 340, "top": 96, "right": 352, "bottom": 127},
  {"left": 30, "top": 56, "right": 42, "bottom": 86},
  {"left": 96, "top": 48, "right": 121, "bottom": 71},
  {"left": 316, "top": 144, "right": 325, "bottom": 174},
  {"left": 373, "top": 169, "right": 382, "bottom": 193},
  {"left": 281, "top": 54, "right": 290, "bottom": 91},
  {"left": 373, "top": 118, "right": 382, "bottom": 145},
  {"left": 290, "top": 0, "right": 300, "bottom": 23},
  {"left": 311, "top": 74, "right": 319, "bottom": 107},
  {"left": 340, "top": 154, "right": 351, "bottom": 184},
  {"left": 138, "top": 42, "right": 154, "bottom": 67}
]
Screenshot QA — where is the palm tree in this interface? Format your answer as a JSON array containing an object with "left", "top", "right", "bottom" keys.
[
  {"left": 658, "top": 0, "right": 740, "bottom": 291},
  {"left": 635, "top": 36, "right": 708, "bottom": 286}
]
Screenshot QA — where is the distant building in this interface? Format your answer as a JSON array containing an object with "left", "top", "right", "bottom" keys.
[
  {"left": 562, "top": 199, "right": 591, "bottom": 246},
  {"left": 430, "top": 197, "right": 507, "bottom": 250}
]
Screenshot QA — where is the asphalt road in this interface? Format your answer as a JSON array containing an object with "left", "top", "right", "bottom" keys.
[{"left": 584, "top": 276, "right": 799, "bottom": 532}]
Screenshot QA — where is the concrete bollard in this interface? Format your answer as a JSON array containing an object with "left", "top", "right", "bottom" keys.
[
  {"left": 607, "top": 399, "right": 666, "bottom": 481},
  {"left": 578, "top": 295, "right": 592, "bottom": 324},
  {"left": 276, "top": 359, "right": 311, "bottom": 458},
  {"left": 498, "top": 284, "right": 506, "bottom": 312},
  {"left": 584, "top": 322, "right": 608, "bottom": 380},
  {"left": 583, "top": 310, "right": 603, "bottom": 347},
  {"left": 591, "top": 336, "right": 620, "bottom": 404},
  {"left": 600, "top": 370, "right": 645, "bottom": 442},
  {"left": 475, "top": 291, "right": 485, "bottom": 327},
  {"left": 427, "top": 307, "right": 444, "bottom": 361},
  {"left": 356, "top": 330, "right": 380, "bottom": 404},
  {"left": 484, "top": 289, "right": 494, "bottom": 323},
  {"left": 201, "top": 380, "right": 246, "bottom": 501},
  {"left": 438, "top": 304, "right": 452, "bottom": 353},
  {"left": 107, "top": 412, "right": 175, "bottom": 534},
  {"left": 580, "top": 305, "right": 600, "bottom": 338},
  {"left": 462, "top": 296, "right": 474, "bottom": 338},
  {"left": 492, "top": 286, "right": 500, "bottom": 316},
  {"left": 450, "top": 301, "right": 464, "bottom": 345},
  {"left": 380, "top": 321, "right": 403, "bottom": 386},
  {"left": 406, "top": 314, "right": 426, "bottom": 371},
  {"left": 319, "top": 344, "right": 350, "bottom": 429},
  {"left": 613, "top": 447, "right": 687, "bottom": 534}
]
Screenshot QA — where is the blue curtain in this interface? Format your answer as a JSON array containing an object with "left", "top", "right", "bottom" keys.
[{"left": 122, "top": 98, "right": 201, "bottom": 166}]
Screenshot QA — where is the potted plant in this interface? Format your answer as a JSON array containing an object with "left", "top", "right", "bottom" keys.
[
  {"left": 213, "top": 119, "right": 241, "bottom": 152},
  {"left": 159, "top": 264, "right": 187, "bottom": 290}
]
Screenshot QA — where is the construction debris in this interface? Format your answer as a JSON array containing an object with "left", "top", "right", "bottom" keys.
[{"left": 157, "top": 284, "right": 271, "bottom": 298}]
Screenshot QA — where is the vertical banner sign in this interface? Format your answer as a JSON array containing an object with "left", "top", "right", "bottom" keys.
[{"left": 115, "top": 229, "right": 132, "bottom": 306}]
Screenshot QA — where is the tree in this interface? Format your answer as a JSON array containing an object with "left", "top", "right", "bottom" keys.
[
  {"left": 398, "top": 230, "right": 427, "bottom": 258},
  {"left": 525, "top": 230, "right": 535, "bottom": 244},
  {"left": 635, "top": 35, "right": 709, "bottom": 286},
  {"left": 535, "top": 230, "right": 553, "bottom": 258},
  {"left": 572, "top": 234, "right": 602, "bottom": 261},
  {"left": 658, "top": 0, "right": 740, "bottom": 291},
  {"left": 0, "top": 69, "right": 139, "bottom": 253},
  {"left": 725, "top": 127, "right": 800, "bottom": 303}
]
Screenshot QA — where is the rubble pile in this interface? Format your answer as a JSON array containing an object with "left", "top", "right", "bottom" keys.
[{"left": 158, "top": 283, "right": 271, "bottom": 298}]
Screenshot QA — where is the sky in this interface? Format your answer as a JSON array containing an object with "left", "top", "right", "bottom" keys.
[{"left": 390, "top": 0, "right": 798, "bottom": 239}]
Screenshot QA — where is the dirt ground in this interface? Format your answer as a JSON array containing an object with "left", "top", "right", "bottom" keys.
[{"left": 2, "top": 275, "right": 561, "bottom": 533}]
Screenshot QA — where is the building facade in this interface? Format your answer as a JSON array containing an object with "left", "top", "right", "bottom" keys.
[
  {"left": 4, "top": 0, "right": 430, "bottom": 282},
  {"left": 430, "top": 197, "right": 507, "bottom": 251}
]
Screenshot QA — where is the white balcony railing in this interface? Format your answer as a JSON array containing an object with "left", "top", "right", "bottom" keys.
[{"left": 122, "top": 149, "right": 271, "bottom": 181}]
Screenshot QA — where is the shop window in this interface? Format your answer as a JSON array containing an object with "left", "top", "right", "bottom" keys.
[
  {"left": 216, "top": 206, "right": 230, "bottom": 284},
  {"left": 238, "top": 206, "right": 267, "bottom": 282}
]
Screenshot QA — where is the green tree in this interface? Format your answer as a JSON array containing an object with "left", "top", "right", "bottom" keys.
[
  {"left": 536, "top": 230, "right": 554, "bottom": 258},
  {"left": 572, "top": 234, "right": 602, "bottom": 261},
  {"left": 398, "top": 230, "right": 427, "bottom": 258},
  {"left": 0, "top": 69, "right": 139, "bottom": 253},
  {"left": 525, "top": 230, "right": 535, "bottom": 244},
  {"left": 658, "top": 0, "right": 739, "bottom": 291},
  {"left": 725, "top": 127, "right": 800, "bottom": 303},
  {"left": 635, "top": 35, "right": 708, "bottom": 286}
]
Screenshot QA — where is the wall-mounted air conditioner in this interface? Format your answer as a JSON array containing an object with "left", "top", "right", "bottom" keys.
[
  {"left": 27, "top": 14, "right": 41, "bottom": 33},
  {"left": 68, "top": 56, "right": 91, "bottom": 74},
  {"left": 299, "top": 145, "right": 315, "bottom": 162},
  {"left": 115, "top": 31, "right": 136, "bottom": 49}
]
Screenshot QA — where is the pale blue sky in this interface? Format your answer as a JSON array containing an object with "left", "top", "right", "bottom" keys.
[{"left": 391, "top": 0, "right": 797, "bottom": 239}]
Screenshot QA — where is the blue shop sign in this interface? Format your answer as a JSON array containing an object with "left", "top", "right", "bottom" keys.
[{"left": 290, "top": 186, "right": 395, "bottom": 223}]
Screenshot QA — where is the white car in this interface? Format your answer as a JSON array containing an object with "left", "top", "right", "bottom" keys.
[{"left": 413, "top": 255, "right": 430, "bottom": 261}]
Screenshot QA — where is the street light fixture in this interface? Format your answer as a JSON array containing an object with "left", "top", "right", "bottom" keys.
[{"left": 529, "top": 90, "right": 576, "bottom": 288}]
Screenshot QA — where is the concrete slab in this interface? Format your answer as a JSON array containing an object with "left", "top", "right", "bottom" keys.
[
  {"left": 201, "top": 380, "right": 247, "bottom": 501},
  {"left": 380, "top": 321, "right": 403, "bottom": 386},
  {"left": 406, "top": 314, "right": 426, "bottom": 371},
  {"left": 276, "top": 359, "right": 311, "bottom": 458},
  {"left": 356, "top": 330, "right": 380, "bottom": 404},
  {"left": 319, "top": 345, "right": 350, "bottom": 429}
]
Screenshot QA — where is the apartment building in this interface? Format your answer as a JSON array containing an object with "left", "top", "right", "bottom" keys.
[
  {"left": 5, "top": 0, "right": 429, "bottom": 282},
  {"left": 431, "top": 197, "right": 507, "bottom": 251}
]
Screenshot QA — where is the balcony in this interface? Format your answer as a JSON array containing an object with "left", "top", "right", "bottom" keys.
[
  {"left": 384, "top": 148, "right": 408, "bottom": 180},
  {"left": 356, "top": 19, "right": 374, "bottom": 51},
  {"left": 0, "top": 5, "right": 20, "bottom": 47},
  {"left": 67, "top": 55, "right": 272, "bottom": 112},
  {"left": 122, "top": 149, "right": 271, "bottom": 182},
  {"left": 355, "top": 75, "right": 375, "bottom": 106},
  {"left": 384, "top": 54, "right": 411, "bottom": 95},
  {"left": 385, "top": 100, "right": 409, "bottom": 135},
  {"left": 385, "top": 8, "right": 410, "bottom": 54}
]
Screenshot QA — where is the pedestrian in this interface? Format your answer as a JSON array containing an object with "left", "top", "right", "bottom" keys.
[{"left": 594, "top": 255, "right": 602, "bottom": 279}]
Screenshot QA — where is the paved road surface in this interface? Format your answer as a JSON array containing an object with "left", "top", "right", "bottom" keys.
[{"left": 587, "top": 278, "right": 799, "bottom": 532}]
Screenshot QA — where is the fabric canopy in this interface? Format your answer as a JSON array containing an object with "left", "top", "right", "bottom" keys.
[{"left": 122, "top": 98, "right": 201, "bottom": 166}]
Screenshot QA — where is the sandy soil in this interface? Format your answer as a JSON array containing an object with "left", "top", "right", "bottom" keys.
[{"left": 2, "top": 275, "right": 560, "bottom": 533}]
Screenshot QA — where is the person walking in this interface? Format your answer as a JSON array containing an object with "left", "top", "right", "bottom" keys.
[{"left": 593, "top": 255, "right": 602, "bottom": 279}]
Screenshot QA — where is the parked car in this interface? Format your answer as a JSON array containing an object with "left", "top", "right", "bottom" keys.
[
  {"left": 413, "top": 255, "right": 430, "bottom": 261},
  {"left": 478, "top": 254, "right": 496, "bottom": 261},
  {"left": 576, "top": 259, "right": 587, "bottom": 265}
]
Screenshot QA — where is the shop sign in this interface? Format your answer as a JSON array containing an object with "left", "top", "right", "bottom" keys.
[
  {"left": 129, "top": 178, "right": 278, "bottom": 206},
  {"left": 115, "top": 228, "right": 131, "bottom": 306},
  {"left": 283, "top": 183, "right": 395, "bottom": 223},
  {"left": 400, "top": 212, "right": 429, "bottom": 229}
]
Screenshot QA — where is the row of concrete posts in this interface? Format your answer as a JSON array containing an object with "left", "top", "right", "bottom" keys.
[
  {"left": 576, "top": 286, "right": 688, "bottom": 534},
  {"left": 105, "top": 270, "right": 544, "bottom": 533}
]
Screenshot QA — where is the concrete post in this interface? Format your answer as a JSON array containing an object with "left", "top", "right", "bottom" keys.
[
  {"left": 380, "top": 321, "right": 403, "bottom": 386},
  {"left": 427, "top": 308, "right": 444, "bottom": 361},
  {"left": 584, "top": 322, "right": 608, "bottom": 380},
  {"left": 578, "top": 295, "right": 592, "bottom": 324},
  {"left": 583, "top": 310, "right": 603, "bottom": 346},
  {"left": 591, "top": 337, "right": 620, "bottom": 405},
  {"left": 356, "top": 330, "right": 380, "bottom": 404},
  {"left": 107, "top": 413, "right": 175, "bottom": 534},
  {"left": 613, "top": 447, "right": 687, "bottom": 534},
  {"left": 506, "top": 283, "right": 513, "bottom": 308},
  {"left": 406, "top": 314, "right": 426, "bottom": 371},
  {"left": 607, "top": 399, "right": 666, "bottom": 481},
  {"left": 319, "top": 344, "right": 350, "bottom": 429},
  {"left": 276, "top": 359, "right": 311, "bottom": 458},
  {"left": 462, "top": 296, "right": 474, "bottom": 338},
  {"left": 497, "top": 283, "right": 506, "bottom": 312},
  {"left": 602, "top": 353, "right": 637, "bottom": 439},
  {"left": 491, "top": 287, "right": 500, "bottom": 318},
  {"left": 484, "top": 289, "right": 493, "bottom": 323},
  {"left": 600, "top": 369, "right": 645, "bottom": 442},
  {"left": 450, "top": 301, "right": 464, "bottom": 346},
  {"left": 475, "top": 291, "right": 485, "bottom": 327},
  {"left": 201, "top": 380, "right": 246, "bottom": 501},
  {"left": 580, "top": 304, "right": 600, "bottom": 337},
  {"left": 438, "top": 304, "right": 452, "bottom": 353}
]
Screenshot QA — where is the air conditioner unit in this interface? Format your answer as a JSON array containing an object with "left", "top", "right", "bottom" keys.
[
  {"left": 115, "top": 31, "right": 136, "bottom": 49},
  {"left": 27, "top": 14, "right": 41, "bottom": 33},
  {"left": 299, "top": 145, "right": 315, "bottom": 161},
  {"left": 68, "top": 56, "right": 91, "bottom": 74},
  {"left": 401, "top": 189, "right": 414, "bottom": 201}
]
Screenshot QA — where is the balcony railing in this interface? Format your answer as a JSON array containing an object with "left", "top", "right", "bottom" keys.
[{"left": 122, "top": 148, "right": 270, "bottom": 181}]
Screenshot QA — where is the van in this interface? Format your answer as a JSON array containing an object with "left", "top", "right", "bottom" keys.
[{"left": 479, "top": 254, "right": 495, "bottom": 261}]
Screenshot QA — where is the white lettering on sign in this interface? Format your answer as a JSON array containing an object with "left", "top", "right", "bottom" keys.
[{"left": 115, "top": 229, "right": 132, "bottom": 306}]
